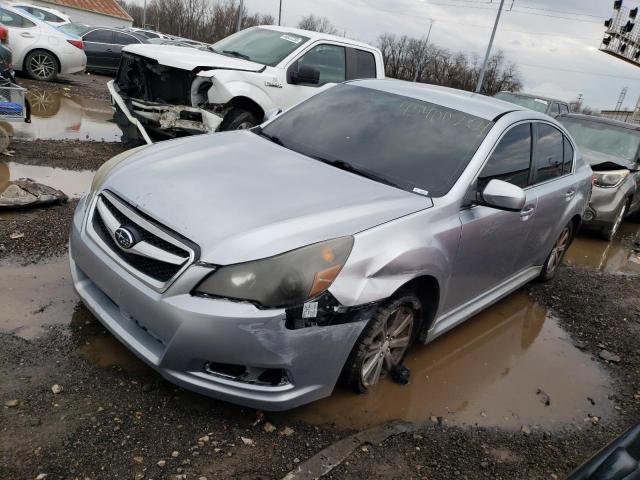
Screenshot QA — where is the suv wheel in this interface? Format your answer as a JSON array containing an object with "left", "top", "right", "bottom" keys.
[
  {"left": 539, "top": 223, "right": 573, "bottom": 282},
  {"left": 342, "top": 294, "right": 421, "bottom": 393},
  {"left": 220, "top": 108, "right": 258, "bottom": 131},
  {"left": 601, "top": 201, "right": 628, "bottom": 241},
  {"left": 25, "top": 50, "right": 58, "bottom": 81}
]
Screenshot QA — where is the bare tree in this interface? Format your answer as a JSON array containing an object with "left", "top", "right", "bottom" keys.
[
  {"left": 376, "top": 33, "right": 522, "bottom": 95},
  {"left": 297, "top": 14, "right": 338, "bottom": 34}
]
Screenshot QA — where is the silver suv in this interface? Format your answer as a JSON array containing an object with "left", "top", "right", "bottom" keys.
[{"left": 69, "top": 80, "right": 592, "bottom": 410}]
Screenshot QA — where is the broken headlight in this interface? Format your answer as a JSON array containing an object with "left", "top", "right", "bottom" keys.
[
  {"left": 593, "top": 169, "right": 629, "bottom": 188},
  {"left": 194, "top": 237, "right": 354, "bottom": 308}
]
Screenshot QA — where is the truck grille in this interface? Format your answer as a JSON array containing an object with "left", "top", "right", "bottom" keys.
[{"left": 88, "top": 191, "right": 195, "bottom": 290}]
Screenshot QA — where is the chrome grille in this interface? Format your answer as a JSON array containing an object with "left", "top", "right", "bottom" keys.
[{"left": 87, "top": 191, "right": 195, "bottom": 290}]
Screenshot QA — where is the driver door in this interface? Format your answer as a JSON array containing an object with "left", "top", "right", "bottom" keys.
[
  {"left": 442, "top": 122, "right": 538, "bottom": 316},
  {"left": 275, "top": 43, "right": 346, "bottom": 108}
]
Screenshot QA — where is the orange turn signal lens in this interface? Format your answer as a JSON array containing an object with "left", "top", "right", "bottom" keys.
[{"left": 307, "top": 264, "right": 343, "bottom": 299}]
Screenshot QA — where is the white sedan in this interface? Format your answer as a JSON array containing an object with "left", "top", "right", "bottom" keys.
[
  {"left": 0, "top": 4, "right": 85, "bottom": 81},
  {"left": 11, "top": 3, "right": 71, "bottom": 26}
]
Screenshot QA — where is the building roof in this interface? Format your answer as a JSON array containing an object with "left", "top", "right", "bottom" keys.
[{"left": 41, "top": 0, "right": 132, "bottom": 21}]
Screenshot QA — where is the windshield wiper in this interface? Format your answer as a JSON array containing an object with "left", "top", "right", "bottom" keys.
[
  {"left": 222, "top": 50, "right": 252, "bottom": 61},
  {"left": 311, "top": 156, "right": 401, "bottom": 189}
]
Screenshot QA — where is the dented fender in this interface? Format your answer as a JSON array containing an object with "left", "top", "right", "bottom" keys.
[{"left": 197, "top": 70, "right": 275, "bottom": 114}]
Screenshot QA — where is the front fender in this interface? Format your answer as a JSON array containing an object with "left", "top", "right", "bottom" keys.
[{"left": 199, "top": 71, "right": 274, "bottom": 113}]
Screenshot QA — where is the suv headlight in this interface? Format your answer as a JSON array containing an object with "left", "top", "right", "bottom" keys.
[
  {"left": 593, "top": 169, "right": 629, "bottom": 188},
  {"left": 194, "top": 237, "right": 354, "bottom": 308}
]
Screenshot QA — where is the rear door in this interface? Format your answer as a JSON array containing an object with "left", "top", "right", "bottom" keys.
[
  {"left": 526, "top": 122, "right": 577, "bottom": 265},
  {"left": 82, "top": 28, "right": 114, "bottom": 71},
  {"left": 0, "top": 7, "right": 39, "bottom": 69}
]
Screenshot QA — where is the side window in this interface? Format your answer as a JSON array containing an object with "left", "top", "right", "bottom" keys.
[
  {"left": 0, "top": 8, "right": 35, "bottom": 27},
  {"left": 551, "top": 103, "right": 561, "bottom": 116},
  {"left": 84, "top": 29, "right": 114, "bottom": 43},
  {"left": 42, "top": 10, "right": 62, "bottom": 22},
  {"left": 295, "top": 44, "right": 346, "bottom": 86},
  {"left": 355, "top": 49, "right": 376, "bottom": 78},
  {"left": 113, "top": 32, "right": 138, "bottom": 45},
  {"left": 563, "top": 137, "right": 574, "bottom": 174},
  {"left": 560, "top": 104, "right": 569, "bottom": 114},
  {"left": 533, "top": 124, "right": 564, "bottom": 183},
  {"left": 478, "top": 123, "right": 532, "bottom": 190}
]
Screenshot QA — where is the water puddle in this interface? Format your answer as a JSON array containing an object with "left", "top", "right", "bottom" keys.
[
  {"left": 0, "top": 256, "right": 77, "bottom": 339},
  {"left": 4, "top": 88, "right": 120, "bottom": 142},
  {"left": 565, "top": 222, "right": 640, "bottom": 274},
  {"left": 0, "top": 161, "right": 94, "bottom": 199},
  {"left": 281, "top": 292, "right": 612, "bottom": 430}
]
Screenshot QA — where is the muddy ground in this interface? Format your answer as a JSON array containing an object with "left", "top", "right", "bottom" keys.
[{"left": 2, "top": 74, "right": 640, "bottom": 480}]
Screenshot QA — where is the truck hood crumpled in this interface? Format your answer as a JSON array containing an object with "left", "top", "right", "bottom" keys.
[
  {"left": 581, "top": 147, "right": 637, "bottom": 171},
  {"left": 104, "top": 132, "right": 433, "bottom": 265},
  {"left": 122, "top": 44, "right": 265, "bottom": 72}
]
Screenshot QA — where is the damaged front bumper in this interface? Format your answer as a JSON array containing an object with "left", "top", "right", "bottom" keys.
[
  {"left": 108, "top": 80, "right": 223, "bottom": 144},
  {"left": 69, "top": 198, "right": 367, "bottom": 410}
]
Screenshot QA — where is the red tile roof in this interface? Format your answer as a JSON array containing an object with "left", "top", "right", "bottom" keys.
[{"left": 44, "top": 0, "right": 133, "bottom": 20}]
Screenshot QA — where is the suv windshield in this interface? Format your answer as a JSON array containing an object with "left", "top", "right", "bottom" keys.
[
  {"left": 210, "top": 28, "right": 309, "bottom": 66},
  {"left": 495, "top": 92, "right": 549, "bottom": 113},
  {"left": 559, "top": 117, "right": 640, "bottom": 163},
  {"left": 259, "top": 83, "right": 494, "bottom": 196}
]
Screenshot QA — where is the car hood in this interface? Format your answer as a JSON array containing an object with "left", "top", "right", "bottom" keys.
[
  {"left": 122, "top": 44, "right": 265, "bottom": 72},
  {"left": 580, "top": 147, "right": 636, "bottom": 170},
  {"left": 104, "top": 132, "right": 432, "bottom": 264}
]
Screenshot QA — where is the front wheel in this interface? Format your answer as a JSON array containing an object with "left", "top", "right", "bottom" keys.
[
  {"left": 25, "top": 50, "right": 58, "bottom": 81},
  {"left": 539, "top": 223, "right": 573, "bottom": 282},
  {"left": 341, "top": 294, "right": 421, "bottom": 393},
  {"left": 219, "top": 108, "right": 258, "bottom": 131}
]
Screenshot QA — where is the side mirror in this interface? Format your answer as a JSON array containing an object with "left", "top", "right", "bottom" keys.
[
  {"left": 290, "top": 64, "right": 320, "bottom": 85},
  {"left": 263, "top": 108, "right": 282, "bottom": 123},
  {"left": 478, "top": 179, "right": 526, "bottom": 212}
]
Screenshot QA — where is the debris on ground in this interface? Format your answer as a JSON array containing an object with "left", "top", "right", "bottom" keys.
[
  {"left": 599, "top": 350, "right": 621, "bottom": 363},
  {"left": 4, "top": 399, "right": 19, "bottom": 407},
  {"left": 536, "top": 388, "right": 551, "bottom": 406},
  {"left": 264, "top": 422, "right": 277, "bottom": 433},
  {"left": 0, "top": 179, "right": 67, "bottom": 209},
  {"left": 50, "top": 384, "right": 63, "bottom": 394},
  {"left": 241, "top": 437, "right": 255, "bottom": 446},
  {"left": 390, "top": 364, "right": 411, "bottom": 385},
  {"left": 279, "top": 427, "right": 295, "bottom": 437}
]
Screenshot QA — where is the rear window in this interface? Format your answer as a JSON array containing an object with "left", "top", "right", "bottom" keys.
[
  {"left": 355, "top": 49, "right": 376, "bottom": 78},
  {"left": 495, "top": 92, "right": 549, "bottom": 114},
  {"left": 84, "top": 29, "right": 113, "bottom": 43},
  {"left": 0, "top": 8, "right": 35, "bottom": 28},
  {"left": 260, "top": 83, "right": 494, "bottom": 197}
]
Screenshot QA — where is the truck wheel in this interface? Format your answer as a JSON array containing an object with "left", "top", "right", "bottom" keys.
[
  {"left": 600, "top": 201, "right": 627, "bottom": 241},
  {"left": 538, "top": 222, "right": 573, "bottom": 282},
  {"left": 220, "top": 108, "right": 258, "bottom": 131},
  {"left": 341, "top": 294, "right": 421, "bottom": 393},
  {"left": 25, "top": 50, "right": 58, "bottom": 81}
]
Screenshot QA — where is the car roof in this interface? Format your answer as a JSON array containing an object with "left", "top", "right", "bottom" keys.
[
  {"left": 497, "top": 90, "right": 568, "bottom": 105},
  {"left": 85, "top": 26, "right": 147, "bottom": 40},
  {"left": 558, "top": 113, "right": 640, "bottom": 132},
  {"left": 258, "top": 25, "right": 380, "bottom": 52},
  {"left": 12, "top": 3, "right": 66, "bottom": 16},
  {"left": 350, "top": 79, "right": 527, "bottom": 121}
]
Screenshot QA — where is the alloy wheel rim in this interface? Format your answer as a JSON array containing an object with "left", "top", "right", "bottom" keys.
[
  {"left": 30, "top": 54, "right": 55, "bottom": 79},
  {"left": 360, "top": 305, "right": 414, "bottom": 388},
  {"left": 236, "top": 121, "right": 254, "bottom": 130},
  {"left": 547, "top": 227, "right": 570, "bottom": 273}
]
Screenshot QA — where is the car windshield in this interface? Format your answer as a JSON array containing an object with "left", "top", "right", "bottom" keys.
[
  {"left": 559, "top": 117, "right": 640, "bottom": 163},
  {"left": 209, "top": 28, "right": 309, "bottom": 66},
  {"left": 58, "top": 22, "right": 90, "bottom": 36},
  {"left": 258, "top": 83, "right": 494, "bottom": 197},
  {"left": 495, "top": 92, "right": 549, "bottom": 113}
]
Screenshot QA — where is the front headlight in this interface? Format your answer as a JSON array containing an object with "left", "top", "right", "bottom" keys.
[
  {"left": 593, "top": 169, "right": 629, "bottom": 188},
  {"left": 194, "top": 237, "right": 354, "bottom": 308},
  {"left": 84, "top": 145, "right": 148, "bottom": 211}
]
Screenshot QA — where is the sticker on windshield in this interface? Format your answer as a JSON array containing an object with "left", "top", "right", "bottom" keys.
[
  {"left": 281, "top": 34, "right": 303, "bottom": 44},
  {"left": 534, "top": 98, "right": 548, "bottom": 104},
  {"left": 412, "top": 187, "right": 430, "bottom": 196}
]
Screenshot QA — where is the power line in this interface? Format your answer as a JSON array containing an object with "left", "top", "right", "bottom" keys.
[
  {"left": 516, "top": 62, "right": 640, "bottom": 81},
  {"left": 513, "top": 3, "right": 607, "bottom": 20}
]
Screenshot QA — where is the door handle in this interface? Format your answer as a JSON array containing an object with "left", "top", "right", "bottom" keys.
[
  {"left": 520, "top": 206, "right": 535, "bottom": 220},
  {"left": 20, "top": 32, "right": 34, "bottom": 38},
  {"left": 565, "top": 189, "right": 576, "bottom": 201}
]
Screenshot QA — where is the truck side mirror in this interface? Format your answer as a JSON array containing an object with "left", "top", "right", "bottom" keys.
[{"left": 290, "top": 65, "right": 320, "bottom": 85}]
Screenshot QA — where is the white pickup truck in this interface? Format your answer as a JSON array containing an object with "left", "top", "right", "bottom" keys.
[{"left": 108, "top": 25, "right": 385, "bottom": 144}]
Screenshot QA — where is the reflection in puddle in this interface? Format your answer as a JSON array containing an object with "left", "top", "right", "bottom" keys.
[
  {"left": 565, "top": 223, "right": 640, "bottom": 274},
  {"left": 0, "top": 256, "right": 77, "bottom": 339},
  {"left": 9, "top": 88, "right": 120, "bottom": 142},
  {"left": 0, "top": 161, "right": 94, "bottom": 199},
  {"left": 281, "top": 292, "right": 612, "bottom": 430}
]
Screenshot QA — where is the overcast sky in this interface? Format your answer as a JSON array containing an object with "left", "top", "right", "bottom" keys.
[{"left": 239, "top": 0, "right": 640, "bottom": 110}]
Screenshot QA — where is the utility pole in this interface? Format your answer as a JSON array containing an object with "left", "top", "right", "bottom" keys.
[
  {"left": 414, "top": 19, "right": 434, "bottom": 82},
  {"left": 278, "top": 0, "right": 282, "bottom": 26},
  {"left": 615, "top": 86, "right": 627, "bottom": 111},
  {"left": 475, "top": 0, "right": 505, "bottom": 93},
  {"left": 142, "top": 0, "right": 147, "bottom": 28},
  {"left": 236, "top": 0, "right": 244, "bottom": 32}
]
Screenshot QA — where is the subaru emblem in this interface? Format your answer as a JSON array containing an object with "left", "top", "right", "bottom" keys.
[{"left": 114, "top": 227, "right": 135, "bottom": 249}]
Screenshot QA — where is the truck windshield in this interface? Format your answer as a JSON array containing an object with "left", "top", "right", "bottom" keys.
[
  {"left": 258, "top": 83, "right": 494, "bottom": 197},
  {"left": 559, "top": 117, "right": 640, "bottom": 163},
  {"left": 495, "top": 92, "right": 549, "bottom": 113},
  {"left": 210, "top": 28, "right": 309, "bottom": 66}
]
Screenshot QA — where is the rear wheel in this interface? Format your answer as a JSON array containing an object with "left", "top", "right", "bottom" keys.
[
  {"left": 25, "top": 50, "right": 58, "bottom": 81},
  {"left": 539, "top": 223, "right": 573, "bottom": 282},
  {"left": 220, "top": 108, "right": 258, "bottom": 131},
  {"left": 601, "top": 201, "right": 628, "bottom": 241},
  {"left": 342, "top": 294, "right": 421, "bottom": 393}
]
